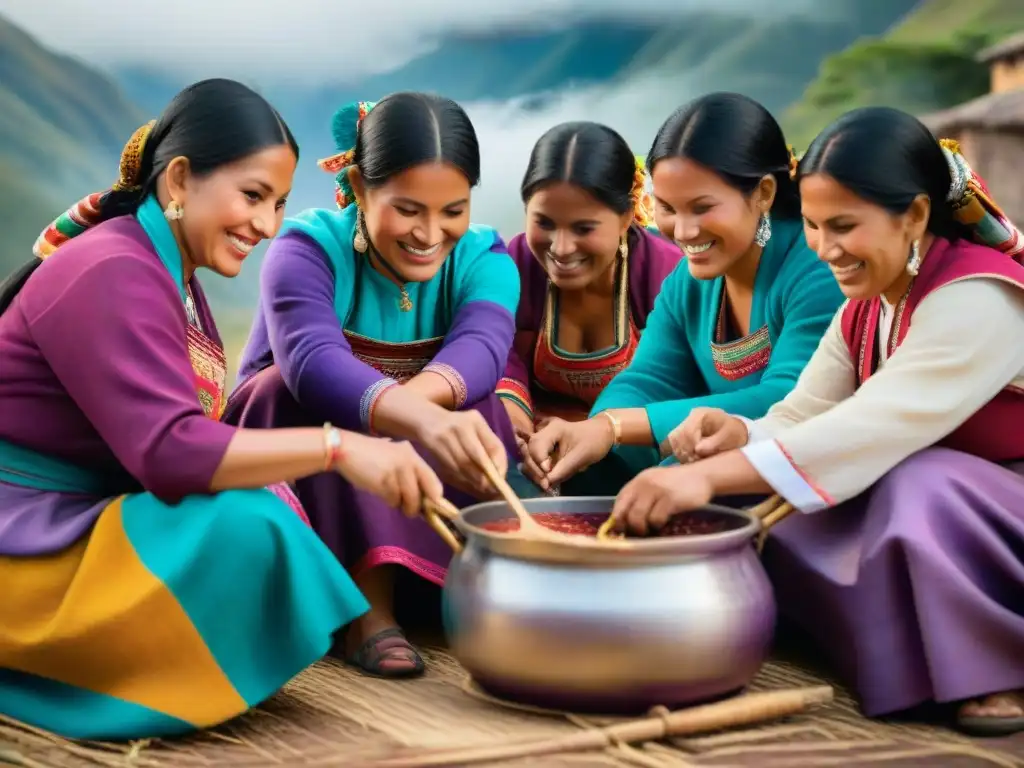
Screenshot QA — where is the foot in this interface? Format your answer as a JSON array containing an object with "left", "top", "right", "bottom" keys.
[
  {"left": 956, "top": 690, "right": 1024, "bottom": 736},
  {"left": 344, "top": 620, "right": 424, "bottom": 679}
]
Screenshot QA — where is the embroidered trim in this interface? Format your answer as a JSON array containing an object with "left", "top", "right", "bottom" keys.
[
  {"left": 353, "top": 545, "right": 449, "bottom": 587},
  {"left": 423, "top": 362, "right": 469, "bottom": 408},
  {"left": 360, "top": 378, "right": 399, "bottom": 433},
  {"left": 710, "top": 285, "right": 772, "bottom": 381},
  {"left": 344, "top": 330, "right": 443, "bottom": 382},
  {"left": 496, "top": 377, "right": 534, "bottom": 421},
  {"left": 776, "top": 440, "right": 834, "bottom": 507},
  {"left": 711, "top": 325, "right": 772, "bottom": 381},
  {"left": 187, "top": 324, "right": 228, "bottom": 419}
]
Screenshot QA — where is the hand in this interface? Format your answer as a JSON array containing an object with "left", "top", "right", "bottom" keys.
[
  {"left": 610, "top": 464, "right": 714, "bottom": 536},
  {"left": 526, "top": 415, "right": 615, "bottom": 490},
  {"left": 665, "top": 408, "right": 748, "bottom": 463},
  {"left": 501, "top": 400, "right": 548, "bottom": 487},
  {"left": 416, "top": 409, "right": 509, "bottom": 499},
  {"left": 335, "top": 433, "right": 444, "bottom": 517}
]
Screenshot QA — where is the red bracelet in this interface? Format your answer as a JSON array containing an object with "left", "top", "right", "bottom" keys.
[{"left": 323, "top": 422, "right": 344, "bottom": 471}]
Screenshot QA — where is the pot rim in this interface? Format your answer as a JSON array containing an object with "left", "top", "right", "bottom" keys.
[{"left": 454, "top": 496, "right": 762, "bottom": 566}]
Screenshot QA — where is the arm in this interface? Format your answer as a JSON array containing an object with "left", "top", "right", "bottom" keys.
[
  {"left": 496, "top": 336, "right": 535, "bottom": 421},
  {"left": 741, "top": 307, "right": 855, "bottom": 442},
  {"left": 641, "top": 260, "right": 841, "bottom": 445},
  {"left": 740, "top": 279, "right": 1024, "bottom": 511},
  {"left": 589, "top": 266, "right": 705, "bottom": 444},
  {"left": 25, "top": 255, "right": 338, "bottom": 497},
  {"left": 410, "top": 238, "right": 520, "bottom": 409}
]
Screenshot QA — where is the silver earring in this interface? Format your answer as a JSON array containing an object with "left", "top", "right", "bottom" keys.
[
  {"left": 906, "top": 239, "right": 922, "bottom": 276},
  {"left": 754, "top": 212, "right": 771, "bottom": 248},
  {"left": 353, "top": 209, "right": 368, "bottom": 253},
  {"left": 164, "top": 200, "right": 184, "bottom": 221}
]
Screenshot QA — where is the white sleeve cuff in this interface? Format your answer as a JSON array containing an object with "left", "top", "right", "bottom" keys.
[
  {"left": 737, "top": 416, "right": 770, "bottom": 444},
  {"left": 741, "top": 439, "right": 830, "bottom": 514}
]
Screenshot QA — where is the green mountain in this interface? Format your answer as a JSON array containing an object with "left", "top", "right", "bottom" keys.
[
  {"left": 782, "top": 0, "right": 1024, "bottom": 150},
  {"left": 0, "top": 16, "right": 143, "bottom": 275}
]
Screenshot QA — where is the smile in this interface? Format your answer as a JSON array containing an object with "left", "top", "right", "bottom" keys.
[
  {"left": 828, "top": 261, "right": 866, "bottom": 277},
  {"left": 226, "top": 233, "right": 258, "bottom": 257},
  {"left": 399, "top": 241, "right": 441, "bottom": 257},
  {"left": 545, "top": 252, "right": 587, "bottom": 273},
  {"left": 680, "top": 241, "right": 714, "bottom": 255}
]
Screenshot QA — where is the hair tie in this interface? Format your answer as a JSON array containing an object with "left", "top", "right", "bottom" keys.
[
  {"left": 111, "top": 120, "right": 157, "bottom": 192},
  {"left": 317, "top": 100, "right": 376, "bottom": 209},
  {"left": 630, "top": 155, "right": 655, "bottom": 228},
  {"left": 938, "top": 137, "right": 1023, "bottom": 260},
  {"left": 787, "top": 145, "right": 800, "bottom": 181}
]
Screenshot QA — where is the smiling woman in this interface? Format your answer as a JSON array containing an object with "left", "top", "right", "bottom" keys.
[
  {"left": 0, "top": 79, "right": 454, "bottom": 741},
  {"left": 495, "top": 121, "right": 681, "bottom": 494},
  {"left": 223, "top": 92, "right": 521, "bottom": 680},
  {"left": 525, "top": 92, "right": 844, "bottom": 494}
]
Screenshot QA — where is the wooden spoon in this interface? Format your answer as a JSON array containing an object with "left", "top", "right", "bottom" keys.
[
  {"left": 422, "top": 497, "right": 463, "bottom": 554},
  {"left": 477, "top": 456, "right": 558, "bottom": 540}
]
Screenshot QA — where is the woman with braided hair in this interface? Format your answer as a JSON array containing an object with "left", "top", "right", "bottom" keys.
[
  {"left": 524, "top": 93, "right": 843, "bottom": 495},
  {"left": 497, "top": 121, "right": 682, "bottom": 494},
  {"left": 0, "top": 79, "right": 448, "bottom": 739},
  {"left": 611, "top": 107, "right": 1024, "bottom": 735},
  {"left": 225, "top": 92, "right": 520, "bottom": 679}
]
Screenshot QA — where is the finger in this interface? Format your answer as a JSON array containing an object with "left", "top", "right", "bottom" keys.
[
  {"left": 610, "top": 483, "right": 636, "bottom": 529},
  {"left": 647, "top": 496, "right": 675, "bottom": 531},
  {"left": 520, "top": 452, "right": 549, "bottom": 490},
  {"left": 396, "top": 463, "right": 421, "bottom": 518},
  {"left": 416, "top": 455, "right": 445, "bottom": 504},
  {"left": 544, "top": 444, "right": 591, "bottom": 486},
  {"left": 441, "top": 432, "right": 483, "bottom": 491},
  {"left": 526, "top": 427, "right": 559, "bottom": 472},
  {"left": 476, "top": 421, "right": 509, "bottom": 479},
  {"left": 380, "top": 470, "right": 400, "bottom": 510},
  {"left": 625, "top": 493, "right": 652, "bottom": 537}
]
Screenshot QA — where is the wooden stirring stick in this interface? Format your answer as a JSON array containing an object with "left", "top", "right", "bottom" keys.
[
  {"left": 422, "top": 498, "right": 463, "bottom": 554},
  {"left": 355, "top": 685, "right": 834, "bottom": 768},
  {"left": 477, "top": 456, "right": 554, "bottom": 539}
]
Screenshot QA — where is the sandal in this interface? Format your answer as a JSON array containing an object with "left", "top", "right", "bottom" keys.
[
  {"left": 345, "top": 627, "right": 425, "bottom": 679},
  {"left": 956, "top": 692, "right": 1024, "bottom": 737}
]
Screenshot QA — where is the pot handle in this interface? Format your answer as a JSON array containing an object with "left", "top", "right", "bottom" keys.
[
  {"left": 747, "top": 495, "right": 796, "bottom": 552},
  {"left": 423, "top": 497, "right": 464, "bottom": 554}
]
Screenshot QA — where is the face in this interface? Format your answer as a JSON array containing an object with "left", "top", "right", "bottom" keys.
[
  {"left": 163, "top": 144, "right": 296, "bottom": 278},
  {"left": 651, "top": 157, "right": 774, "bottom": 280},
  {"left": 799, "top": 173, "right": 930, "bottom": 300},
  {"left": 352, "top": 162, "right": 471, "bottom": 283},
  {"left": 524, "top": 182, "right": 631, "bottom": 291}
]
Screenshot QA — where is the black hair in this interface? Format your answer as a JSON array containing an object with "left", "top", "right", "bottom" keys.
[
  {"left": 353, "top": 92, "right": 480, "bottom": 189},
  {"left": 0, "top": 78, "right": 297, "bottom": 315},
  {"left": 797, "top": 106, "right": 970, "bottom": 241},
  {"left": 520, "top": 121, "right": 636, "bottom": 215},
  {"left": 101, "top": 77, "right": 298, "bottom": 221},
  {"left": 647, "top": 92, "right": 800, "bottom": 219}
]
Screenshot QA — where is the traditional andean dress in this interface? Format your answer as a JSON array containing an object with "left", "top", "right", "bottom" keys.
[
  {"left": 225, "top": 204, "right": 519, "bottom": 589},
  {"left": 497, "top": 225, "right": 682, "bottom": 425},
  {"left": 571, "top": 216, "right": 845, "bottom": 492},
  {"left": 745, "top": 236, "right": 1024, "bottom": 715},
  {"left": 0, "top": 196, "right": 367, "bottom": 740}
]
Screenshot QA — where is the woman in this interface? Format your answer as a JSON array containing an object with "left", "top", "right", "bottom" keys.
[
  {"left": 611, "top": 107, "right": 1024, "bottom": 735},
  {"left": 224, "top": 93, "right": 519, "bottom": 679},
  {"left": 526, "top": 93, "right": 844, "bottom": 494},
  {"left": 0, "top": 80, "right": 446, "bottom": 740},
  {"left": 498, "top": 122, "right": 682, "bottom": 470}
]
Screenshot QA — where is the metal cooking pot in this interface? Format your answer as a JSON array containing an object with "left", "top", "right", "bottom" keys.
[{"left": 439, "top": 496, "right": 777, "bottom": 715}]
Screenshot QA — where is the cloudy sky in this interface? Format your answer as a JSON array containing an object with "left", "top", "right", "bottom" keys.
[
  {"left": 1, "top": 0, "right": 818, "bottom": 80},
  {"left": 0, "top": 0, "right": 819, "bottom": 238}
]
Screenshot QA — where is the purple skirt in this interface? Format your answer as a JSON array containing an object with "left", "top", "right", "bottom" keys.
[
  {"left": 222, "top": 365, "right": 517, "bottom": 587},
  {"left": 764, "top": 447, "right": 1024, "bottom": 717}
]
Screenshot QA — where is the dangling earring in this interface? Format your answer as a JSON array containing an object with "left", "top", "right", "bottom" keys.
[
  {"left": 905, "top": 238, "right": 922, "bottom": 276},
  {"left": 164, "top": 200, "right": 184, "bottom": 221},
  {"left": 353, "top": 209, "right": 368, "bottom": 253},
  {"left": 618, "top": 234, "right": 628, "bottom": 259},
  {"left": 754, "top": 212, "right": 771, "bottom": 248}
]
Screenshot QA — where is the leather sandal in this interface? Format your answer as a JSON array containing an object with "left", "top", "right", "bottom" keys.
[{"left": 344, "top": 627, "right": 425, "bottom": 679}]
